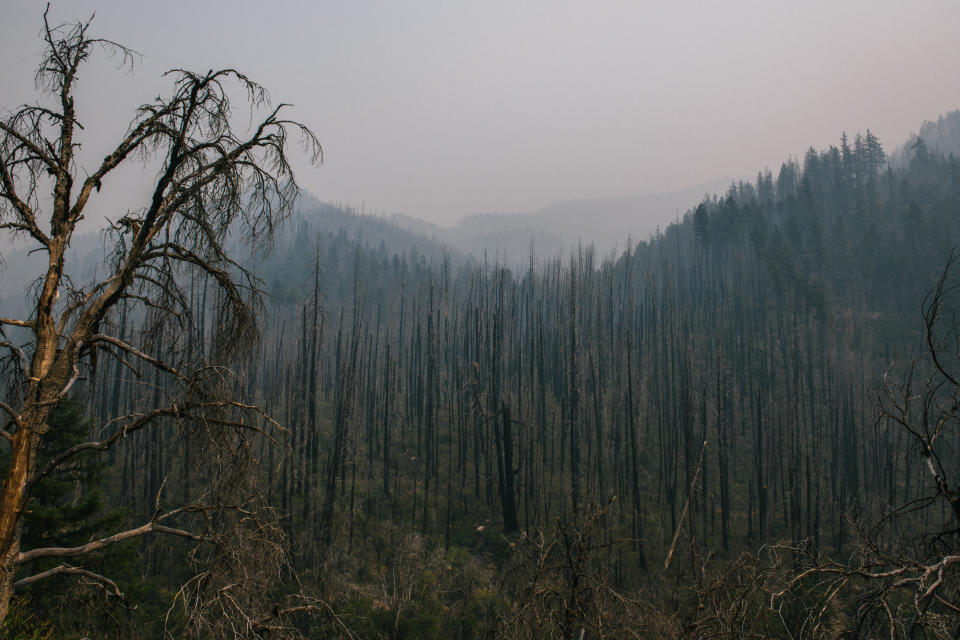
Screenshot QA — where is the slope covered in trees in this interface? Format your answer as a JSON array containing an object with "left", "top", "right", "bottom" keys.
[{"left": 7, "top": 123, "right": 960, "bottom": 637}]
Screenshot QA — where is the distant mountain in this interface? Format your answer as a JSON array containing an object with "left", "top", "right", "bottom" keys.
[
  {"left": 292, "top": 194, "right": 457, "bottom": 263},
  {"left": 504, "top": 181, "right": 731, "bottom": 253},
  {"left": 890, "top": 109, "right": 960, "bottom": 166},
  {"left": 390, "top": 178, "right": 732, "bottom": 263},
  {"left": 388, "top": 212, "right": 445, "bottom": 240},
  {"left": 917, "top": 110, "right": 960, "bottom": 157},
  {"left": 0, "top": 195, "right": 458, "bottom": 318}
]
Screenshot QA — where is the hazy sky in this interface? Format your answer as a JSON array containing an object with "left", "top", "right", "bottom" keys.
[{"left": 2, "top": 1, "right": 960, "bottom": 227}]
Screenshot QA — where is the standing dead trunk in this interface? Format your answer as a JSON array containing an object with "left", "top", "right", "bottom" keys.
[
  {"left": 0, "top": 322, "right": 69, "bottom": 620},
  {"left": 500, "top": 402, "right": 519, "bottom": 534},
  {"left": 0, "top": 421, "right": 42, "bottom": 621}
]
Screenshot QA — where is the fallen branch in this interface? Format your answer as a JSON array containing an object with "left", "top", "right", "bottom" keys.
[{"left": 664, "top": 440, "right": 707, "bottom": 571}]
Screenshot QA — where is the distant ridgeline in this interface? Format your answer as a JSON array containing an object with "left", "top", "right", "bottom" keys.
[
  {"left": 912, "top": 108, "right": 960, "bottom": 160},
  {"left": 53, "top": 121, "right": 960, "bottom": 634}
]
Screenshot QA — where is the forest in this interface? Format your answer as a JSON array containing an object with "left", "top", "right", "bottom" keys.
[
  {"left": 4, "top": 14, "right": 960, "bottom": 640},
  {"left": 6, "top": 122, "right": 960, "bottom": 637}
]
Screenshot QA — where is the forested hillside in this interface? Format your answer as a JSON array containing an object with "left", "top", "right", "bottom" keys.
[
  {"left": 7, "top": 126, "right": 960, "bottom": 638},
  {"left": 911, "top": 110, "right": 960, "bottom": 161}
]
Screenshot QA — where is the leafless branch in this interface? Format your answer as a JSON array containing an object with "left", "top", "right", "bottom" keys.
[
  {"left": 14, "top": 564, "right": 125, "bottom": 600},
  {"left": 0, "top": 318, "right": 32, "bottom": 328},
  {"left": 18, "top": 516, "right": 200, "bottom": 563},
  {"left": 27, "top": 397, "right": 280, "bottom": 491},
  {"left": 88, "top": 332, "right": 184, "bottom": 379},
  {"left": 0, "top": 339, "right": 30, "bottom": 374}
]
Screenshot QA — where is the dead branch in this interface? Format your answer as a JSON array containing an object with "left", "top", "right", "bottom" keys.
[
  {"left": 13, "top": 564, "right": 125, "bottom": 600},
  {"left": 664, "top": 440, "right": 707, "bottom": 571},
  {"left": 18, "top": 516, "right": 200, "bottom": 563}
]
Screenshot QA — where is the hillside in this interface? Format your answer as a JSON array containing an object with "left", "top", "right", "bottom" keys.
[
  {"left": 6, "top": 120, "right": 960, "bottom": 638},
  {"left": 389, "top": 178, "right": 731, "bottom": 261}
]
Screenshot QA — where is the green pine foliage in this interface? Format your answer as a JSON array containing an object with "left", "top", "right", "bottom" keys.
[
  {"left": 1, "top": 399, "right": 157, "bottom": 639},
  {"left": 20, "top": 399, "right": 125, "bottom": 553}
]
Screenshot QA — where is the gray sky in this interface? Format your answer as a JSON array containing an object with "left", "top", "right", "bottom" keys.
[{"left": 2, "top": 1, "right": 960, "bottom": 227}]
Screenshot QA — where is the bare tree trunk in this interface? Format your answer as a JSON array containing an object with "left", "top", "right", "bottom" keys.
[
  {"left": 0, "top": 423, "right": 41, "bottom": 620},
  {"left": 0, "top": 332, "right": 66, "bottom": 619}
]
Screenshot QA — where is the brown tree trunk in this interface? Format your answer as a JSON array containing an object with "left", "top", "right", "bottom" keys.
[
  {"left": 0, "top": 301, "right": 71, "bottom": 622},
  {"left": 0, "top": 404, "right": 51, "bottom": 622}
]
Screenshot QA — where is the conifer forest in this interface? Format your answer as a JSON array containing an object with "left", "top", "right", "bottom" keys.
[{"left": 3, "top": 8, "right": 960, "bottom": 640}]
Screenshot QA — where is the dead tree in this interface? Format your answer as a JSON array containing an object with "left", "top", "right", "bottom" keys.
[
  {"left": 497, "top": 499, "right": 675, "bottom": 639},
  {"left": 770, "top": 251, "right": 960, "bottom": 638},
  {"left": 0, "top": 9, "right": 321, "bottom": 629}
]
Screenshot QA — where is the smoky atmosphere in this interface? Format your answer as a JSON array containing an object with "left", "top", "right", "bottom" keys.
[{"left": 2, "top": 1, "right": 960, "bottom": 638}]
